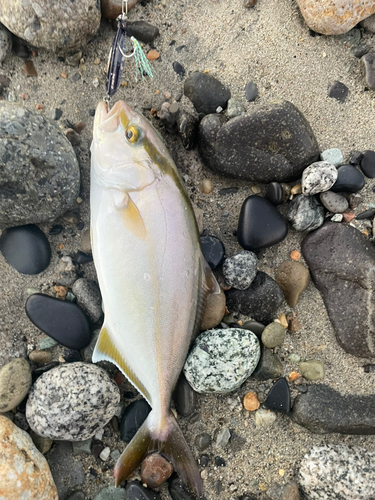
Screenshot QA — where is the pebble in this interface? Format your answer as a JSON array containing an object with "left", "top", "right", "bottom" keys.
[
  {"left": 327, "top": 80, "right": 349, "bottom": 103},
  {"left": 227, "top": 98, "right": 246, "bottom": 118},
  {"left": 126, "top": 481, "right": 161, "bottom": 500},
  {"left": 265, "top": 182, "right": 284, "bottom": 205},
  {"left": 76, "top": 251, "right": 93, "bottom": 264},
  {"left": 244, "top": 81, "right": 258, "bottom": 101},
  {"left": 172, "top": 373, "right": 197, "bottom": 417},
  {"left": 319, "top": 191, "right": 348, "bottom": 213},
  {"left": 38, "top": 337, "right": 58, "bottom": 350},
  {"left": 266, "top": 481, "right": 300, "bottom": 500},
  {"left": 302, "top": 161, "right": 338, "bottom": 196},
  {"left": 147, "top": 49, "right": 160, "bottom": 61},
  {"left": 242, "top": 320, "right": 265, "bottom": 337},
  {"left": 275, "top": 261, "right": 310, "bottom": 307},
  {"left": 199, "top": 288, "right": 226, "bottom": 330},
  {"left": 0, "top": 415, "right": 58, "bottom": 500},
  {"left": 194, "top": 432, "right": 212, "bottom": 451},
  {"left": 72, "top": 278, "right": 103, "bottom": 323},
  {"left": 300, "top": 445, "right": 375, "bottom": 499},
  {"left": 99, "top": 446, "right": 111, "bottom": 461},
  {"left": 93, "top": 486, "right": 127, "bottom": 500},
  {"left": 222, "top": 250, "right": 258, "bottom": 290},
  {"left": 120, "top": 399, "right": 151, "bottom": 442},
  {"left": 252, "top": 348, "right": 283, "bottom": 380},
  {"left": 320, "top": 148, "right": 343, "bottom": 166},
  {"left": 0, "top": 224, "right": 51, "bottom": 274},
  {"left": 361, "top": 52, "right": 375, "bottom": 90},
  {"left": 254, "top": 408, "right": 277, "bottom": 428},
  {"left": 237, "top": 196, "right": 288, "bottom": 251},
  {"left": 356, "top": 208, "right": 375, "bottom": 220},
  {"left": 126, "top": 21, "right": 160, "bottom": 44},
  {"left": 26, "top": 362, "right": 120, "bottom": 440},
  {"left": 72, "top": 439, "right": 92, "bottom": 456},
  {"left": 22, "top": 60, "right": 38, "bottom": 77},
  {"left": 184, "top": 328, "right": 260, "bottom": 394},
  {"left": 141, "top": 453, "right": 174, "bottom": 488},
  {"left": 264, "top": 378, "right": 291, "bottom": 414},
  {"left": 286, "top": 194, "right": 325, "bottom": 232},
  {"left": 0, "top": 24, "right": 11, "bottom": 62},
  {"left": 360, "top": 149, "right": 375, "bottom": 177},
  {"left": 0, "top": 358, "right": 32, "bottom": 412},
  {"left": 200, "top": 234, "right": 225, "bottom": 270},
  {"left": 261, "top": 322, "right": 286, "bottom": 348},
  {"left": 29, "top": 430, "right": 53, "bottom": 454},
  {"left": 173, "top": 61, "right": 185, "bottom": 77},
  {"left": 201, "top": 178, "right": 213, "bottom": 194},
  {"left": 45, "top": 441, "right": 84, "bottom": 498},
  {"left": 184, "top": 71, "right": 231, "bottom": 114},
  {"left": 330, "top": 164, "right": 365, "bottom": 192},
  {"left": 168, "top": 475, "right": 196, "bottom": 500},
  {"left": 216, "top": 426, "right": 231, "bottom": 447},
  {"left": 177, "top": 110, "right": 198, "bottom": 150},
  {"left": 243, "top": 391, "right": 260, "bottom": 411},
  {"left": 299, "top": 360, "right": 325, "bottom": 380}
]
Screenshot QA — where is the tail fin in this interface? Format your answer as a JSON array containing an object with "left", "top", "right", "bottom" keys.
[{"left": 114, "top": 410, "right": 203, "bottom": 499}]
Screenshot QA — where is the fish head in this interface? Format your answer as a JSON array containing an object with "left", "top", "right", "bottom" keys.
[{"left": 91, "top": 100, "right": 174, "bottom": 192}]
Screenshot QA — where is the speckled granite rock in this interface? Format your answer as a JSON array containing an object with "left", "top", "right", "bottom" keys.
[
  {"left": 0, "top": 0, "right": 101, "bottom": 52},
  {"left": 26, "top": 362, "right": 120, "bottom": 440},
  {"left": 0, "top": 358, "right": 32, "bottom": 412},
  {"left": 0, "top": 415, "right": 58, "bottom": 499},
  {"left": 299, "top": 445, "right": 375, "bottom": 499},
  {"left": 222, "top": 251, "right": 258, "bottom": 290},
  {"left": 0, "top": 329, "right": 27, "bottom": 367},
  {"left": 0, "top": 102, "right": 80, "bottom": 229},
  {"left": 302, "top": 161, "right": 338, "bottom": 196},
  {"left": 286, "top": 194, "right": 325, "bottom": 232},
  {"left": 183, "top": 328, "right": 260, "bottom": 394},
  {"left": 295, "top": 0, "right": 375, "bottom": 35}
]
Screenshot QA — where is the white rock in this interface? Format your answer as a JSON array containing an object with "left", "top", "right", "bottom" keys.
[
  {"left": 99, "top": 446, "right": 111, "bottom": 461},
  {"left": 222, "top": 251, "right": 258, "bottom": 290},
  {"left": 302, "top": 161, "right": 338, "bottom": 196},
  {"left": 254, "top": 408, "right": 277, "bottom": 427}
]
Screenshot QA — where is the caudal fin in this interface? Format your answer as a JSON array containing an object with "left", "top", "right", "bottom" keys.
[{"left": 114, "top": 410, "right": 203, "bottom": 499}]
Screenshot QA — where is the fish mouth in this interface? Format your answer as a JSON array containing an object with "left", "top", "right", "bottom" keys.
[{"left": 95, "top": 100, "right": 132, "bottom": 129}]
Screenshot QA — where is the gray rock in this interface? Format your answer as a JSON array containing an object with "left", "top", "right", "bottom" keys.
[
  {"left": 0, "top": 358, "right": 32, "bottom": 412},
  {"left": 226, "top": 98, "right": 246, "bottom": 118},
  {"left": 0, "top": 102, "right": 80, "bottom": 229},
  {"left": 194, "top": 432, "right": 211, "bottom": 451},
  {"left": 261, "top": 322, "right": 285, "bottom": 348},
  {"left": 72, "top": 278, "right": 103, "bottom": 323},
  {"left": 360, "top": 12, "right": 375, "bottom": 33},
  {"left": 0, "top": 0, "right": 101, "bottom": 53},
  {"left": 244, "top": 81, "right": 258, "bottom": 101},
  {"left": 301, "top": 223, "right": 375, "bottom": 357},
  {"left": 222, "top": 250, "right": 258, "bottom": 290},
  {"left": 94, "top": 486, "right": 127, "bottom": 500},
  {"left": 319, "top": 148, "right": 343, "bottom": 167},
  {"left": 184, "top": 72, "right": 231, "bottom": 115},
  {"left": 361, "top": 51, "right": 375, "bottom": 90},
  {"left": 177, "top": 110, "right": 198, "bottom": 150},
  {"left": 299, "top": 360, "right": 324, "bottom": 380},
  {"left": 0, "top": 25, "right": 11, "bottom": 62},
  {"left": 184, "top": 328, "right": 260, "bottom": 394},
  {"left": 251, "top": 348, "right": 283, "bottom": 380},
  {"left": 198, "top": 100, "right": 319, "bottom": 183},
  {"left": 319, "top": 191, "right": 349, "bottom": 213},
  {"left": 266, "top": 481, "right": 300, "bottom": 500},
  {"left": 26, "top": 362, "right": 120, "bottom": 440},
  {"left": 0, "top": 330, "right": 27, "bottom": 367},
  {"left": 80, "top": 229, "right": 92, "bottom": 254},
  {"left": 292, "top": 384, "right": 375, "bottom": 434},
  {"left": 286, "top": 194, "right": 325, "bottom": 232},
  {"left": 302, "top": 161, "right": 338, "bottom": 196},
  {"left": 82, "top": 329, "right": 100, "bottom": 363},
  {"left": 216, "top": 427, "right": 231, "bottom": 448},
  {"left": 299, "top": 445, "right": 375, "bottom": 499}
]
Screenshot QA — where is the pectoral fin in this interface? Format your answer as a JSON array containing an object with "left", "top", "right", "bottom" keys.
[{"left": 121, "top": 194, "right": 147, "bottom": 240}]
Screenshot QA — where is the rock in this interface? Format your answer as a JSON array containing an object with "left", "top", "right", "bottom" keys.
[
  {"left": 349, "top": 150, "right": 364, "bottom": 165},
  {"left": 200, "top": 234, "right": 225, "bottom": 270},
  {"left": 295, "top": 0, "right": 375, "bottom": 35},
  {"left": 198, "top": 100, "right": 319, "bottom": 182},
  {"left": 82, "top": 329, "right": 100, "bottom": 363},
  {"left": 0, "top": 415, "right": 58, "bottom": 499},
  {"left": 320, "top": 148, "right": 343, "bottom": 167},
  {"left": 266, "top": 482, "right": 300, "bottom": 500},
  {"left": 264, "top": 378, "right": 290, "bottom": 414},
  {"left": 320, "top": 191, "right": 349, "bottom": 213},
  {"left": 0, "top": 102, "right": 80, "bottom": 228},
  {"left": 237, "top": 196, "right": 288, "bottom": 251},
  {"left": 286, "top": 194, "right": 325, "bottom": 232},
  {"left": 222, "top": 251, "right": 258, "bottom": 290},
  {"left": 299, "top": 445, "right": 375, "bottom": 499},
  {"left": 172, "top": 373, "right": 197, "bottom": 417},
  {"left": 251, "top": 348, "right": 283, "bottom": 380},
  {"left": 360, "top": 149, "right": 375, "bottom": 177},
  {"left": 25, "top": 293, "right": 91, "bottom": 350},
  {"left": 173, "top": 61, "right": 185, "bottom": 77},
  {"left": 101, "top": 0, "right": 137, "bottom": 19},
  {"left": 141, "top": 453, "right": 174, "bottom": 488},
  {"left": 227, "top": 98, "right": 246, "bottom": 118},
  {"left": 0, "top": 358, "right": 32, "bottom": 412},
  {"left": 226, "top": 271, "right": 284, "bottom": 324},
  {"left": 194, "top": 432, "right": 211, "bottom": 451},
  {"left": 169, "top": 474, "right": 196, "bottom": 500},
  {"left": 302, "top": 161, "right": 338, "bottom": 196},
  {"left": 244, "top": 82, "right": 258, "bottom": 101},
  {"left": 29, "top": 430, "right": 53, "bottom": 454},
  {"left": 274, "top": 261, "right": 310, "bottom": 307},
  {"left": 76, "top": 251, "right": 93, "bottom": 264},
  {"left": 361, "top": 11, "right": 375, "bottom": 32},
  {"left": 0, "top": 0, "right": 101, "bottom": 52},
  {"left": 216, "top": 426, "right": 231, "bottom": 447},
  {"left": 29, "top": 350, "right": 53, "bottom": 365},
  {"left": 243, "top": 391, "right": 260, "bottom": 411},
  {"left": 356, "top": 208, "right": 375, "bottom": 220},
  {"left": 45, "top": 441, "right": 84, "bottom": 498},
  {"left": 254, "top": 408, "right": 277, "bottom": 428},
  {"left": 299, "top": 360, "right": 324, "bottom": 380},
  {"left": 26, "top": 362, "right": 120, "bottom": 440},
  {"left": 327, "top": 81, "right": 349, "bottom": 103},
  {"left": 66, "top": 492, "right": 86, "bottom": 500},
  {"left": 331, "top": 164, "right": 365, "bottom": 192},
  {"left": 184, "top": 72, "right": 231, "bottom": 114},
  {"left": 72, "top": 278, "right": 103, "bottom": 323},
  {"left": 301, "top": 223, "right": 375, "bottom": 357},
  {"left": 126, "top": 21, "right": 160, "bottom": 44},
  {"left": 265, "top": 182, "right": 284, "bottom": 206},
  {"left": 126, "top": 481, "right": 161, "bottom": 500},
  {"left": 0, "top": 24, "right": 11, "bottom": 62},
  {"left": 55, "top": 255, "right": 78, "bottom": 287},
  {"left": 177, "top": 110, "right": 198, "bottom": 150},
  {"left": 81, "top": 229, "right": 92, "bottom": 254},
  {"left": 261, "top": 322, "right": 286, "bottom": 348},
  {"left": 184, "top": 328, "right": 260, "bottom": 394},
  {"left": 242, "top": 320, "right": 265, "bottom": 338},
  {"left": 199, "top": 288, "right": 226, "bottom": 330},
  {"left": 361, "top": 52, "right": 375, "bottom": 90},
  {"left": 120, "top": 399, "right": 151, "bottom": 442},
  {"left": 0, "top": 224, "right": 51, "bottom": 274}
]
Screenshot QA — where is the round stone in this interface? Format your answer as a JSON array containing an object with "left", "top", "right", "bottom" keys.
[
  {"left": 222, "top": 250, "right": 258, "bottom": 290},
  {"left": 319, "top": 191, "right": 349, "bottom": 213},
  {"left": 172, "top": 373, "right": 197, "bottom": 417},
  {"left": 200, "top": 235, "right": 225, "bottom": 270},
  {"left": 265, "top": 182, "right": 284, "bottom": 205},
  {"left": 183, "top": 328, "right": 260, "bottom": 394},
  {"left": 244, "top": 81, "right": 258, "bottom": 101},
  {"left": 199, "top": 288, "right": 226, "bottom": 331},
  {"left": 0, "top": 225, "right": 51, "bottom": 274},
  {"left": 72, "top": 278, "right": 103, "bottom": 323},
  {"left": 226, "top": 98, "right": 246, "bottom": 118},
  {"left": 330, "top": 164, "right": 365, "bottom": 193},
  {"left": 261, "top": 322, "right": 286, "bottom": 348},
  {"left": 28, "top": 350, "right": 53, "bottom": 365},
  {"left": 360, "top": 150, "right": 375, "bottom": 177},
  {"left": 302, "top": 161, "right": 338, "bottom": 196},
  {"left": 120, "top": 399, "right": 151, "bottom": 442},
  {"left": 243, "top": 391, "right": 260, "bottom": 411},
  {"left": 320, "top": 148, "right": 343, "bottom": 167},
  {"left": 126, "top": 481, "right": 161, "bottom": 500},
  {"left": 194, "top": 432, "right": 212, "bottom": 451},
  {"left": 299, "top": 360, "right": 325, "bottom": 381},
  {"left": 141, "top": 453, "right": 174, "bottom": 488},
  {"left": 184, "top": 71, "right": 231, "bottom": 115},
  {"left": 0, "top": 358, "right": 32, "bottom": 412},
  {"left": 286, "top": 194, "right": 325, "bottom": 232},
  {"left": 274, "top": 260, "right": 310, "bottom": 307},
  {"left": 26, "top": 362, "right": 120, "bottom": 440}
]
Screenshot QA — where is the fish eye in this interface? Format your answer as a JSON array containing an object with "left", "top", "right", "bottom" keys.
[{"left": 125, "top": 126, "right": 139, "bottom": 143}]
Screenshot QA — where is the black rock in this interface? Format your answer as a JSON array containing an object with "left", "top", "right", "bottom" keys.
[
  {"left": 356, "top": 208, "right": 375, "bottom": 220},
  {"left": 198, "top": 100, "right": 319, "bottom": 182},
  {"left": 265, "top": 182, "right": 284, "bottom": 205},
  {"left": 65, "top": 491, "right": 86, "bottom": 500},
  {"left": 264, "top": 378, "right": 290, "bottom": 414},
  {"left": 194, "top": 432, "right": 211, "bottom": 451},
  {"left": 184, "top": 72, "right": 231, "bottom": 115},
  {"left": 91, "top": 439, "right": 104, "bottom": 459},
  {"left": 237, "top": 196, "right": 288, "bottom": 251},
  {"left": 364, "top": 365, "right": 375, "bottom": 373},
  {"left": 126, "top": 21, "right": 159, "bottom": 43},
  {"left": 199, "top": 454, "right": 209, "bottom": 467},
  {"left": 361, "top": 51, "right": 375, "bottom": 90},
  {"left": 301, "top": 223, "right": 375, "bottom": 357},
  {"left": 49, "top": 224, "right": 63, "bottom": 235},
  {"left": 244, "top": 82, "right": 258, "bottom": 101},
  {"left": 126, "top": 481, "right": 161, "bottom": 500},
  {"left": 251, "top": 348, "right": 283, "bottom": 381},
  {"left": 173, "top": 62, "right": 185, "bottom": 77},
  {"left": 25, "top": 293, "right": 91, "bottom": 350},
  {"left": 349, "top": 150, "right": 364, "bottom": 165},
  {"left": 292, "top": 384, "right": 375, "bottom": 434},
  {"left": 328, "top": 81, "right": 349, "bottom": 103},
  {"left": 45, "top": 442, "right": 85, "bottom": 499},
  {"left": 215, "top": 456, "right": 226, "bottom": 467},
  {"left": 12, "top": 36, "right": 31, "bottom": 58},
  {"left": 241, "top": 320, "right": 265, "bottom": 338},
  {"left": 225, "top": 271, "right": 284, "bottom": 325},
  {"left": 214, "top": 481, "right": 223, "bottom": 494},
  {"left": 177, "top": 110, "right": 198, "bottom": 150},
  {"left": 172, "top": 372, "right": 197, "bottom": 417},
  {"left": 286, "top": 194, "right": 325, "bottom": 232},
  {"left": 0, "top": 224, "right": 51, "bottom": 274},
  {"left": 330, "top": 164, "right": 365, "bottom": 193},
  {"left": 360, "top": 150, "right": 375, "bottom": 178},
  {"left": 168, "top": 474, "right": 196, "bottom": 500},
  {"left": 76, "top": 251, "right": 93, "bottom": 264},
  {"left": 63, "top": 348, "right": 82, "bottom": 362},
  {"left": 219, "top": 187, "right": 239, "bottom": 196},
  {"left": 120, "top": 399, "right": 151, "bottom": 442},
  {"left": 200, "top": 235, "right": 225, "bottom": 270}
]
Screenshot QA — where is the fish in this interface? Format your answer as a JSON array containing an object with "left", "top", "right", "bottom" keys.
[{"left": 90, "top": 100, "right": 220, "bottom": 498}]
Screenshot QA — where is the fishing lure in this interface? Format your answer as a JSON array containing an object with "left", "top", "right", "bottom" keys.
[{"left": 106, "top": 0, "right": 154, "bottom": 99}]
